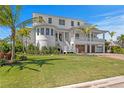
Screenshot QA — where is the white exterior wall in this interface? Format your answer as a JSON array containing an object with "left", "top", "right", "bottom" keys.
[
  {"left": 33, "top": 13, "right": 85, "bottom": 29},
  {"left": 32, "top": 13, "right": 85, "bottom": 49},
  {"left": 30, "top": 13, "right": 106, "bottom": 53},
  {"left": 35, "top": 26, "right": 56, "bottom": 49}
]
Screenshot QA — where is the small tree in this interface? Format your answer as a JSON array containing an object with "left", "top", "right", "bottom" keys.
[
  {"left": 17, "top": 27, "right": 32, "bottom": 53},
  {"left": 0, "top": 40, "right": 11, "bottom": 53},
  {"left": 109, "top": 31, "right": 116, "bottom": 41},
  {"left": 76, "top": 25, "right": 97, "bottom": 53},
  {"left": 0, "top": 5, "right": 45, "bottom": 62},
  {"left": 117, "top": 34, "right": 124, "bottom": 48},
  {"left": 109, "top": 31, "right": 116, "bottom": 52}
]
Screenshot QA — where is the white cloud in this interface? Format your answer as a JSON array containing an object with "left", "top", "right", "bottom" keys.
[
  {"left": 94, "top": 14, "right": 124, "bottom": 41},
  {"left": 93, "top": 10, "right": 124, "bottom": 17}
]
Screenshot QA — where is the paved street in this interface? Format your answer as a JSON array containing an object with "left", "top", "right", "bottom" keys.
[{"left": 59, "top": 76, "right": 124, "bottom": 88}]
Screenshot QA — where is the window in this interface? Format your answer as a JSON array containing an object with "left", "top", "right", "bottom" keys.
[
  {"left": 77, "top": 22, "right": 80, "bottom": 26},
  {"left": 51, "top": 29, "right": 54, "bottom": 36},
  {"left": 37, "top": 28, "right": 39, "bottom": 35},
  {"left": 71, "top": 21, "right": 74, "bottom": 26},
  {"left": 46, "top": 28, "right": 49, "bottom": 35},
  {"left": 48, "top": 18, "right": 52, "bottom": 24},
  {"left": 75, "top": 33, "right": 79, "bottom": 39},
  {"left": 59, "top": 19, "right": 65, "bottom": 25},
  {"left": 41, "top": 28, "right": 44, "bottom": 35}
]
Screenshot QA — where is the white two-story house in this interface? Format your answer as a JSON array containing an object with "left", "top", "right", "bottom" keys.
[{"left": 30, "top": 13, "right": 108, "bottom": 53}]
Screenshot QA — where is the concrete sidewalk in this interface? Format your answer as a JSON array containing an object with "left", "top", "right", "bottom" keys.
[{"left": 58, "top": 76, "right": 124, "bottom": 88}]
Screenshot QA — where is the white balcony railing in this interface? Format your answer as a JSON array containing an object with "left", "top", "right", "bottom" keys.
[{"left": 71, "top": 37, "right": 105, "bottom": 43}]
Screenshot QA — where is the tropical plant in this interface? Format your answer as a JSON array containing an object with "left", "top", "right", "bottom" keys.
[
  {"left": 117, "top": 34, "right": 124, "bottom": 48},
  {"left": 108, "top": 31, "right": 116, "bottom": 52},
  {"left": 0, "top": 6, "right": 22, "bottom": 62},
  {"left": 27, "top": 44, "right": 40, "bottom": 54},
  {"left": 77, "top": 25, "right": 96, "bottom": 39},
  {"left": 76, "top": 25, "right": 97, "bottom": 53},
  {"left": 17, "top": 27, "right": 32, "bottom": 53},
  {"left": 109, "top": 31, "right": 116, "bottom": 41},
  {"left": 41, "top": 46, "right": 60, "bottom": 54},
  {"left": 0, "top": 41, "right": 11, "bottom": 53},
  {"left": 0, "top": 5, "right": 45, "bottom": 62},
  {"left": 105, "top": 41, "right": 110, "bottom": 53}
]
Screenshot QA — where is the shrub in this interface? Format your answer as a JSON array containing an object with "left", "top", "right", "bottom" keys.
[
  {"left": 19, "top": 55, "right": 27, "bottom": 61},
  {"left": 41, "top": 46, "right": 60, "bottom": 54},
  {"left": 0, "top": 42, "right": 11, "bottom": 53},
  {"left": 120, "top": 48, "right": 124, "bottom": 54},
  {"left": 0, "top": 59, "right": 6, "bottom": 66},
  {"left": 27, "top": 44, "right": 40, "bottom": 54},
  {"left": 41, "top": 46, "right": 49, "bottom": 54},
  {"left": 111, "top": 46, "right": 124, "bottom": 54},
  {"left": 15, "top": 44, "right": 23, "bottom": 53}
]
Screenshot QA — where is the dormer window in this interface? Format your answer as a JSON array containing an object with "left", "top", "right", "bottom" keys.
[
  {"left": 77, "top": 22, "right": 80, "bottom": 26},
  {"left": 37, "top": 28, "right": 39, "bottom": 35},
  {"left": 59, "top": 19, "right": 65, "bottom": 25},
  {"left": 71, "top": 21, "right": 74, "bottom": 26},
  {"left": 48, "top": 18, "right": 52, "bottom": 24}
]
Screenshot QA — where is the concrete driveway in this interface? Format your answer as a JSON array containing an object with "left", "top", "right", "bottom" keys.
[{"left": 88, "top": 53, "right": 124, "bottom": 61}]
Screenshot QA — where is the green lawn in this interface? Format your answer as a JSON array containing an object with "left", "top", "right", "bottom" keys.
[{"left": 0, "top": 55, "right": 124, "bottom": 88}]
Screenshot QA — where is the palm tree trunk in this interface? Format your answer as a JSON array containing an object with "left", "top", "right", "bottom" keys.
[
  {"left": 22, "top": 36, "right": 25, "bottom": 53},
  {"left": 11, "top": 29, "right": 16, "bottom": 62},
  {"left": 89, "top": 32, "right": 92, "bottom": 53}
]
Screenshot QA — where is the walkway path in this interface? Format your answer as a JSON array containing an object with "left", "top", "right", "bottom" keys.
[{"left": 88, "top": 53, "right": 124, "bottom": 60}]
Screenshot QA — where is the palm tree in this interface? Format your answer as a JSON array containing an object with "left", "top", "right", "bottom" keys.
[
  {"left": 0, "top": 6, "right": 22, "bottom": 62},
  {"left": 109, "top": 31, "right": 116, "bottom": 41},
  {"left": 109, "top": 31, "right": 116, "bottom": 52},
  {"left": 17, "top": 27, "right": 32, "bottom": 53},
  {"left": 77, "top": 25, "right": 97, "bottom": 53},
  {"left": 0, "top": 5, "right": 45, "bottom": 62},
  {"left": 117, "top": 34, "right": 124, "bottom": 48}
]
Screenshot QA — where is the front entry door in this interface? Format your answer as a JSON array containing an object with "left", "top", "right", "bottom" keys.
[{"left": 92, "top": 45, "right": 95, "bottom": 53}]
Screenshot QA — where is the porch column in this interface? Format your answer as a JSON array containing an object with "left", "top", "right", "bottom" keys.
[
  {"left": 89, "top": 32, "right": 92, "bottom": 53},
  {"left": 95, "top": 45, "right": 97, "bottom": 53},
  {"left": 85, "top": 44, "right": 87, "bottom": 53},
  {"left": 103, "top": 33, "right": 105, "bottom": 39},
  {"left": 57, "top": 32, "right": 59, "bottom": 41},
  {"left": 63, "top": 32, "right": 65, "bottom": 41},
  {"left": 103, "top": 33, "right": 105, "bottom": 53},
  {"left": 103, "top": 44, "right": 105, "bottom": 53}
]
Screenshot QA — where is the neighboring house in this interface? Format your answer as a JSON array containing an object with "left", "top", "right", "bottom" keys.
[{"left": 29, "top": 13, "right": 108, "bottom": 53}]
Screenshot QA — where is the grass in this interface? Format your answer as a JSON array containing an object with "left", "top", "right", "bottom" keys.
[{"left": 0, "top": 54, "right": 124, "bottom": 88}]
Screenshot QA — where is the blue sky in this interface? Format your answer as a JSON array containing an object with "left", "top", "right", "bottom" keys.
[{"left": 0, "top": 5, "right": 124, "bottom": 40}]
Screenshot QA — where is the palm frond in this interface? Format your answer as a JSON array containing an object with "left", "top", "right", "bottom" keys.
[
  {"left": 0, "top": 6, "right": 13, "bottom": 27},
  {"left": 14, "top": 5, "right": 22, "bottom": 24},
  {"left": 16, "top": 16, "right": 45, "bottom": 28}
]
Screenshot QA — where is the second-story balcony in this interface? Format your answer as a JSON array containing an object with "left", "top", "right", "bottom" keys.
[{"left": 71, "top": 37, "right": 105, "bottom": 44}]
